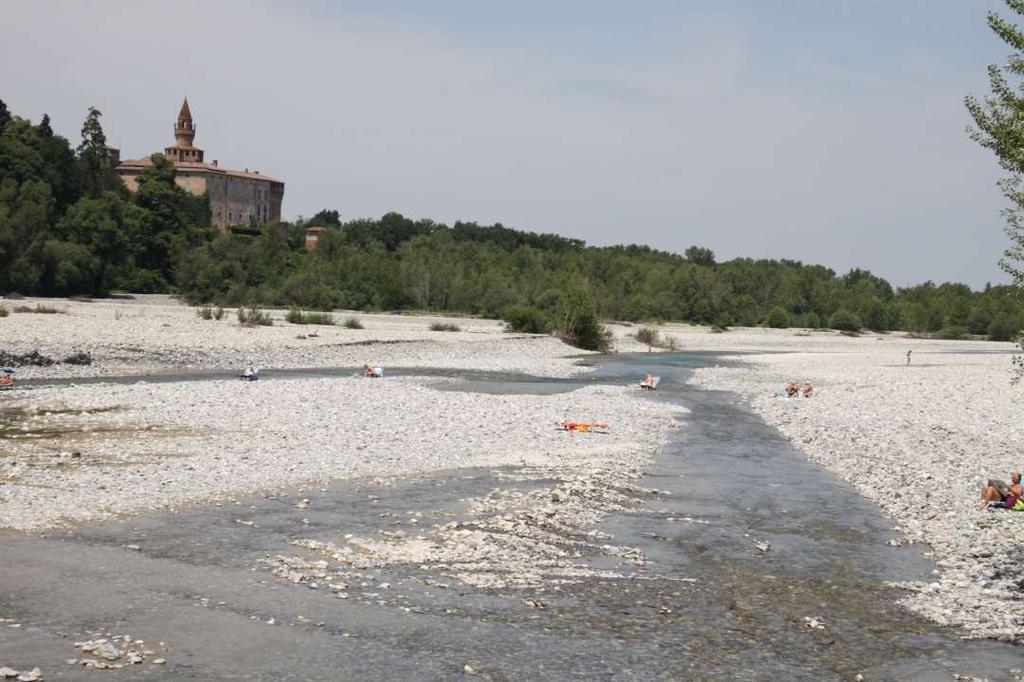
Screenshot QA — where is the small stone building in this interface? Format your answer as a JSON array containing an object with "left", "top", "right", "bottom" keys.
[
  {"left": 304, "top": 226, "right": 329, "bottom": 251},
  {"left": 115, "top": 99, "right": 285, "bottom": 230}
]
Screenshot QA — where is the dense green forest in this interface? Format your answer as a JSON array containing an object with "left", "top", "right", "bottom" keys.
[{"left": 2, "top": 99, "right": 1022, "bottom": 347}]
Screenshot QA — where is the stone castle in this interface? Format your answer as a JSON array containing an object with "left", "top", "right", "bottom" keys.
[{"left": 115, "top": 99, "right": 284, "bottom": 230}]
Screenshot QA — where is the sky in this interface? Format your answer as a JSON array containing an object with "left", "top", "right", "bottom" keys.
[{"left": 0, "top": 0, "right": 1015, "bottom": 287}]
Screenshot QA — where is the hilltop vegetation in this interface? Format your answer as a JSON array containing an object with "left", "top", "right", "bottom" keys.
[
  {"left": 0, "top": 100, "right": 207, "bottom": 295},
  {"left": 177, "top": 212, "right": 1022, "bottom": 342},
  {"left": 2, "top": 99, "right": 1021, "bottom": 345}
]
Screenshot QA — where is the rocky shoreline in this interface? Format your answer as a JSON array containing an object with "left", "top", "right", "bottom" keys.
[{"left": 691, "top": 349, "right": 1024, "bottom": 643}]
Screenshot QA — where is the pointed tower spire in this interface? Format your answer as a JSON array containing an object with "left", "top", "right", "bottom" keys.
[
  {"left": 166, "top": 97, "right": 203, "bottom": 163},
  {"left": 178, "top": 97, "right": 192, "bottom": 122}
]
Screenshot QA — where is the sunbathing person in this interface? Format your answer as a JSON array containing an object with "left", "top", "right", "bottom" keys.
[
  {"left": 0, "top": 374, "right": 13, "bottom": 388},
  {"left": 977, "top": 472, "right": 1022, "bottom": 509},
  {"left": 802, "top": 382, "right": 814, "bottom": 398},
  {"left": 785, "top": 382, "right": 799, "bottom": 398},
  {"left": 557, "top": 420, "right": 609, "bottom": 433},
  {"left": 363, "top": 363, "right": 383, "bottom": 378},
  {"left": 640, "top": 373, "right": 656, "bottom": 390}
]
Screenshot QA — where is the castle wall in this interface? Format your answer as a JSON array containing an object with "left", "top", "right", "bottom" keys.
[
  {"left": 206, "top": 174, "right": 282, "bottom": 230},
  {"left": 175, "top": 171, "right": 209, "bottom": 197}
]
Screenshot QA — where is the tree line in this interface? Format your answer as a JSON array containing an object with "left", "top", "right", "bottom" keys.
[
  {"left": 2, "top": 98, "right": 1021, "bottom": 347},
  {"left": 0, "top": 100, "right": 206, "bottom": 296}
]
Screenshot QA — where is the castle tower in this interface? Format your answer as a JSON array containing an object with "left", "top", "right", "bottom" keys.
[{"left": 165, "top": 97, "right": 204, "bottom": 163}]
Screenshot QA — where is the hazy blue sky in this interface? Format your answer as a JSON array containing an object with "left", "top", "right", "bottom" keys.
[{"left": 1, "top": 1, "right": 1013, "bottom": 286}]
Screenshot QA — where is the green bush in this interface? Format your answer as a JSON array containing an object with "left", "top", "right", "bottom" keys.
[
  {"left": 0, "top": 307, "right": 7, "bottom": 318},
  {"left": 764, "top": 306, "right": 790, "bottom": 329},
  {"left": 14, "top": 304, "right": 61, "bottom": 314},
  {"left": 503, "top": 305, "right": 550, "bottom": 334},
  {"left": 860, "top": 298, "right": 887, "bottom": 331},
  {"left": 343, "top": 316, "right": 364, "bottom": 329},
  {"left": 429, "top": 322, "right": 460, "bottom": 332},
  {"left": 557, "top": 291, "right": 612, "bottom": 352},
  {"left": 213, "top": 306, "right": 225, "bottom": 320},
  {"left": 828, "top": 308, "right": 862, "bottom": 332},
  {"left": 795, "top": 312, "right": 822, "bottom": 329},
  {"left": 937, "top": 325, "right": 967, "bottom": 340},
  {"left": 237, "top": 306, "right": 272, "bottom": 327},
  {"left": 635, "top": 326, "right": 661, "bottom": 346},
  {"left": 635, "top": 325, "right": 678, "bottom": 350},
  {"left": 988, "top": 317, "right": 1019, "bottom": 342},
  {"left": 286, "top": 307, "right": 335, "bottom": 325},
  {"left": 196, "top": 305, "right": 214, "bottom": 320}
]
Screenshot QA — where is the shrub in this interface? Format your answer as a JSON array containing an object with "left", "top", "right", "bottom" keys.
[
  {"left": 62, "top": 351, "right": 92, "bottom": 365},
  {"left": 569, "top": 314, "right": 612, "bottom": 352},
  {"left": 429, "top": 322, "right": 460, "bottom": 332},
  {"left": 286, "top": 307, "right": 335, "bottom": 325},
  {"left": 69, "top": 295, "right": 93, "bottom": 303},
  {"left": 796, "top": 312, "right": 822, "bottom": 329},
  {"left": 764, "top": 306, "right": 790, "bottom": 329},
  {"left": 503, "top": 305, "right": 550, "bottom": 334},
  {"left": 237, "top": 306, "right": 273, "bottom": 327},
  {"left": 635, "top": 326, "right": 678, "bottom": 350},
  {"left": 343, "top": 316, "right": 364, "bottom": 329},
  {"left": 635, "top": 326, "right": 661, "bottom": 346},
  {"left": 196, "top": 305, "right": 214, "bottom": 320},
  {"left": 860, "top": 298, "right": 887, "bottom": 332},
  {"left": 213, "top": 306, "right": 226, "bottom": 320},
  {"left": 828, "top": 308, "right": 862, "bottom": 332},
  {"left": 938, "top": 326, "right": 967, "bottom": 340},
  {"left": 0, "top": 308, "right": 7, "bottom": 318},
  {"left": 15, "top": 304, "right": 61, "bottom": 314},
  {"left": 988, "top": 317, "right": 1020, "bottom": 341}
]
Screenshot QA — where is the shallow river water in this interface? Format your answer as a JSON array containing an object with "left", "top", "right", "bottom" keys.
[{"left": 0, "top": 353, "right": 1021, "bottom": 680}]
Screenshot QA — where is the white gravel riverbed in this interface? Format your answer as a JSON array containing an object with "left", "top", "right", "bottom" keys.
[
  {"left": 691, "top": 345, "right": 1024, "bottom": 642},
  {"left": 0, "top": 377, "right": 681, "bottom": 531},
  {"left": 0, "top": 295, "right": 591, "bottom": 379}
]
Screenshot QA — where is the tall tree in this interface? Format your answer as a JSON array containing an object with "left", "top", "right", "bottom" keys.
[
  {"left": 77, "top": 106, "right": 118, "bottom": 198},
  {"left": 966, "top": 0, "right": 1024, "bottom": 286},
  {"left": 0, "top": 99, "right": 10, "bottom": 134}
]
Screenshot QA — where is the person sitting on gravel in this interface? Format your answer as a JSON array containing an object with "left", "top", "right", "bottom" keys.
[
  {"left": 640, "top": 373, "right": 657, "bottom": 390},
  {"left": 363, "top": 363, "right": 382, "bottom": 378},
  {"left": 802, "top": 382, "right": 814, "bottom": 398},
  {"left": 977, "top": 472, "right": 1022, "bottom": 509},
  {"left": 0, "top": 369, "right": 13, "bottom": 389},
  {"left": 785, "top": 382, "right": 799, "bottom": 398}
]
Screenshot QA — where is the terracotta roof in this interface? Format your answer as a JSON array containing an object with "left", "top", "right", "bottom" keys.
[
  {"left": 116, "top": 155, "right": 283, "bottom": 184},
  {"left": 178, "top": 97, "right": 192, "bottom": 121}
]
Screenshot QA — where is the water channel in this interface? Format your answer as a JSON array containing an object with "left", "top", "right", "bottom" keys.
[{"left": 0, "top": 352, "right": 1021, "bottom": 680}]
